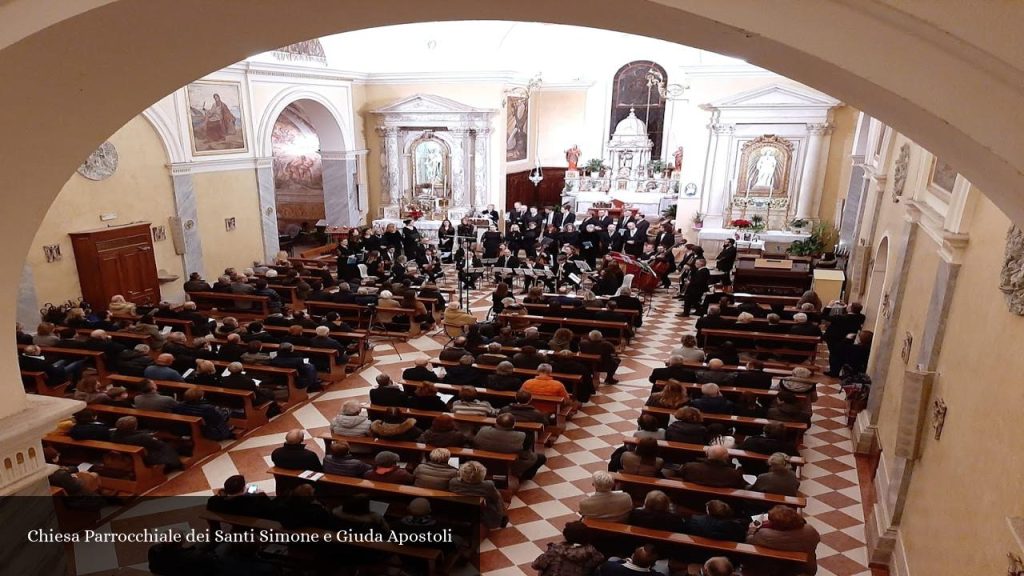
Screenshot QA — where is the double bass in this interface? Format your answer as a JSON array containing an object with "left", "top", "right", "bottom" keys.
[{"left": 608, "top": 251, "right": 663, "bottom": 295}]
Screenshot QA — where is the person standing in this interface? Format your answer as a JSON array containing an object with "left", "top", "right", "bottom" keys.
[
  {"left": 677, "top": 258, "right": 711, "bottom": 317},
  {"left": 716, "top": 238, "right": 737, "bottom": 286}
]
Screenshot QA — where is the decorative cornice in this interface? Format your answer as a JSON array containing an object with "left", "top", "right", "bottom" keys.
[
  {"left": 357, "top": 70, "right": 519, "bottom": 85},
  {"left": 243, "top": 61, "right": 366, "bottom": 83},
  {"left": 904, "top": 199, "right": 970, "bottom": 263},
  {"left": 169, "top": 157, "right": 260, "bottom": 175},
  {"left": 711, "top": 123, "right": 735, "bottom": 135},
  {"left": 807, "top": 122, "right": 834, "bottom": 135},
  {"left": 0, "top": 395, "right": 83, "bottom": 495}
]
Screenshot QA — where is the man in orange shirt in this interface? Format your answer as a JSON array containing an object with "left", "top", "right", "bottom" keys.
[{"left": 520, "top": 364, "right": 572, "bottom": 415}]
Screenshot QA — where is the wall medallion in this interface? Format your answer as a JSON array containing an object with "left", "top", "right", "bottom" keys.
[
  {"left": 999, "top": 225, "right": 1024, "bottom": 314},
  {"left": 77, "top": 141, "right": 119, "bottom": 181},
  {"left": 891, "top": 143, "right": 910, "bottom": 203},
  {"left": 901, "top": 330, "right": 914, "bottom": 364}
]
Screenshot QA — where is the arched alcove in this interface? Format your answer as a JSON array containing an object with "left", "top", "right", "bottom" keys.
[{"left": 864, "top": 236, "right": 890, "bottom": 333}]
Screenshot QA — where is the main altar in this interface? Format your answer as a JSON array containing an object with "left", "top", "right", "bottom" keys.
[{"left": 561, "top": 109, "right": 677, "bottom": 218}]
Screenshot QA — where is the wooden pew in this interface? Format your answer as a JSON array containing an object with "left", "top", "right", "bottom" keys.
[
  {"left": 364, "top": 405, "right": 545, "bottom": 439},
  {"left": 18, "top": 345, "right": 109, "bottom": 379},
  {"left": 700, "top": 328, "right": 820, "bottom": 362},
  {"left": 430, "top": 358, "right": 581, "bottom": 392},
  {"left": 208, "top": 360, "right": 306, "bottom": 406},
  {"left": 185, "top": 290, "right": 271, "bottom": 316},
  {"left": 640, "top": 406, "right": 808, "bottom": 440},
  {"left": 621, "top": 437, "right": 805, "bottom": 473},
  {"left": 522, "top": 302, "right": 641, "bottom": 321},
  {"left": 680, "top": 360, "right": 824, "bottom": 378},
  {"left": 320, "top": 435, "right": 517, "bottom": 480},
  {"left": 260, "top": 325, "right": 371, "bottom": 368},
  {"left": 305, "top": 300, "right": 421, "bottom": 338},
  {"left": 202, "top": 510, "right": 445, "bottom": 576},
  {"left": 88, "top": 404, "right": 219, "bottom": 463},
  {"left": 470, "top": 344, "right": 602, "bottom": 369},
  {"left": 208, "top": 337, "right": 346, "bottom": 381},
  {"left": 731, "top": 293, "right": 802, "bottom": 307},
  {"left": 582, "top": 518, "right": 809, "bottom": 572},
  {"left": 651, "top": 380, "right": 785, "bottom": 402},
  {"left": 613, "top": 472, "right": 806, "bottom": 511},
  {"left": 107, "top": 374, "right": 272, "bottom": 432},
  {"left": 21, "top": 370, "right": 70, "bottom": 397},
  {"left": 63, "top": 326, "right": 152, "bottom": 347},
  {"left": 42, "top": 434, "right": 166, "bottom": 495},
  {"left": 498, "top": 313, "right": 632, "bottom": 346},
  {"left": 111, "top": 312, "right": 196, "bottom": 340}
]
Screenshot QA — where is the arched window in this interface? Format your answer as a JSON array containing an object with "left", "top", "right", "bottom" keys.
[{"left": 609, "top": 61, "right": 668, "bottom": 158}]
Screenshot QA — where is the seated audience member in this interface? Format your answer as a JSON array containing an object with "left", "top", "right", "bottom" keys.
[
  {"left": 442, "top": 302, "right": 477, "bottom": 330},
  {"left": 241, "top": 321, "right": 278, "bottom": 344},
  {"left": 68, "top": 409, "right": 111, "bottom": 441},
  {"left": 32, "top": 322, "right": 60, "bottom": 347},
  {"left": 73, "top": 372, "right": 112, "bottom": 404},
  {"left": 531, "top": 521, "right": 605, "bottom": 576},
  {"left": 117, "top": 344, "right": 154, "bottom": 376},
  {"left": 132, "top": 379, "right": 178, "bottom": 412},
  {"left": 767, "top": 390, "right": 812, "bottom": 424},
  {"left": 369, "top": 374, "right": 407, "bottom": 407},
  {"left": 620, "top": 437, "right": 664, "bottom": 477},
  {"left": 738, "top": 422, "right": 799, "bottom": 457},
  {"left": 789, "top": 312, "right": 822, "bottom": 337},
  {"left": 206, "top": 474, "right": 273, "bottom": 518},
  {"left": 418, "top": 413, "right": 468, "bottom": 447},
  {"left": 780, "top": 366, "right": 817, "bottom": 395},
  {"left": 700, "top": 557, "right": 736, "bottom": 576},
  {"left": 439, "top": 336, "right": 471, "bottom": 362},
  {"left": 646, "top": 380, "right": 690, "bottom": 409},
  {"left": 515, "top": 327, "right": 549, "bottom": 350},
  {"left": 486, "top": 360, "right": 523, "bottom": 392},
  {"left": 677, "top": 444, "right": 745, "bottom": 488},
  {"left": 691, "top": 383, "right": 733, "bottom": 414},
  {"left": 451, "top": 386, "right": 496, "bottom": 417},
  {"left": 511, "top": 345, "right": 545, "bottom": 370},
  {"left": 332, "top": 493, "right": 390, "bottom": 532},
  {"left": 633, "top": 414, "right": 665, "bottom": 440},
  {"left": 173, "top": 386, "right": 234, "bottom": 440},
  {"left": 413, "top": 447, "right": 459, "bottom": 490},
  {"left": 82, "top": 329, "right": 127, "bottom": 366},
  {"left": 521, "top": 363, "right": 570, "bottom": 403},
  {"left": 448, "top": 461, "right": 507, "bottom": 529},
  {"left": 111, "top": 416, "right": 183, "bottom": 471},
  {"left": 579, "top": 330, "right": 620, "bottom": 385},
  {"left": 547, "top": 327, "right": 576, "bottom": 352},
  {"left": 665, "top": 406, "right": 707, "bottom": 445},
  {"left": 734, "top": 359, "right": 773, "bottom": 389},
  {"left": 671, "top": 334, "right": 706, "bottom": 362},
  {"left": 707, "top": 340, "right": 741, "bottom": 366},
  {"left": 550, "top": 348, "right": 595, "bottom": 402},
  {"left": 143, "top": 353, "right": 184, "bottom": 382},
  {"left": 216, "top": 332, "right": 246, "bottom": 361},
  {"left": 408, "top": 381, "right": 449, "bottom": 412},
  {"left": 682, "top": 499, "right": 746, "bottom": 543},
  {"left": 628, "top": 490, "right": 682, "bottom": 532},
  {"left": 276, "top": 483, "right": 334, "bottom": 530},
  {"left": 215, "top": 317, "right": 242, "bottom": 337},
  {"left": 104, "top": 386, "right": 131, "bottom": 407},
  {"left": 402, "top": 357, "right": 439, "bottom": 382},
  {"left": 695, "top": 358, "right": 737, "bottom": 386},
  {"left": 364, "top": 450, "right": 414, "bottom": 485},
  {"left": 695, "top": 305, "right": 730, "bottom": 338},
  {"left": 331, "top": 402, "right": 372, "bottom": 452},
  {"left": 705, "top": 422, "right": 736, "bottom": 450},
  {"left": 578, "top": 471, "right": 633, "bottom": 522},
  {"left": 473, "top": 413, "right": 546, "bottom": 480},
  {"left": 749, "top": 452, "right": 800, "bottom": 497},
  {"left": 186, "top": 358, "right": 221, "bottom": 386},
  {"left": 595, "top": 544, "right": 660, "bottom": 576},
  {"left": 498, "top": 390, "right": 550, "bottom": 424},
  {"left": 179, "top": 301, "right": 213, "bottom": 337},
  {"left": 270, "top": 429, "right": 322, "bottom": 472},
  {"left": 322, "top": 441, "right": 372, "bottom": 478},
  {"left": 732, "top": 391, "right": 765, "bottom": 418},
  {"left": 746, "top": 505, "right": 821, "bottom": 576},
  {"left": 269, "top": 342, "right": 321, "bottom": 391},
  {"left": 44, "top": 447, "right": 103, "bottom": 509},
  {"left": 648, "top": 355, "right": 698, "bottom": 384},
  {"left": 476, "top": 342, "right": 509, "bottom": 366},
  {"left": 19, "top": 345, "right": 70, "bottom": 385},
  {"left": 443, "top": 354, "right": 483, "bottom": 386},
  {"left": 370, "top": 406, "right": 422, "bottom": 441}
]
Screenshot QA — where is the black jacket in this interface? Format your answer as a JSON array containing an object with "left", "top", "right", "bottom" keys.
[
  {"left": 369, "top": 385, "right": 408, "bottom": 407},
  {"left": 270, "top": 443, "right": 322, "bottom": 472}
]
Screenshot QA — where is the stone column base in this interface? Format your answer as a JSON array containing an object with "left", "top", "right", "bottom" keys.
[
  {"left": 852, "top": 410, "right": 880, "bottom": 455},
  {"left": 0, "top": 477, "right": 69, "bottom": 576}
]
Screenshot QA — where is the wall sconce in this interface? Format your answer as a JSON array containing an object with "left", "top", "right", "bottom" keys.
[
  {"left": 224, "top": 217, "right": 236, "bottom": 231},
  {"left": 43, "top": 244, "right": 62, "bottom": 263},
  {"left": 932, "top": 398, "right": 948, "bottom": 440}
]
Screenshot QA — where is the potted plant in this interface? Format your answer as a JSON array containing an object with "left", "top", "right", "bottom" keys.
[
  {"left": 648, "top": 159, "right": 665, "bottom": 177},
  {"left": 584, "top": 158, "right": 605, "bottom": 177},
  {"left": 786, "top": 221, "right": 839, "bottom": 258},
  {"left": 731, "top": 218, "right": 752, "bottom": 240},
  {"left": 750, "top": 214, "right": 765, "bottom": 233},
  {"left": 691, "top": 211, "right": 704, "bottom": 230},
  {"left": 789, "top": 217, "right": 808, "bottom": 232},
  {"left": 662, "top": 204, "right": 677, "bottom": 220}
]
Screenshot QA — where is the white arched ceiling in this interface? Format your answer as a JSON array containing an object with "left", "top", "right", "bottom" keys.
[{"left": 1, "top": 0, "right": 1024, "bottom": 418}]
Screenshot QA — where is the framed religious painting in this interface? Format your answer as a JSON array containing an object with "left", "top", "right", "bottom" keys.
[
  {"left": 186, "top": 80, "right": 248, "bottom": 155},
  {"left": 927, "top": 156, "right": 958, "bottom": 198},
  {"left": 506, "top": 94, "right": 528, "bottom": 162}
]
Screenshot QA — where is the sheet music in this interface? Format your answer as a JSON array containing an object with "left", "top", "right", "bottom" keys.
[{"left": 569, "top": 273, "right": 582, "bottom": 284}]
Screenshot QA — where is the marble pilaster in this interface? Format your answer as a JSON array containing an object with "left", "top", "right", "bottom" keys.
[
  {"left": 473, "top": 128, "right": 491, "bottom": 208},
  {"left": 169, "top": 167, "right": 205, "bottom": 275},
  {"left": 706, "top": 123, "right": 734, "bottom": 227},
  {"left": 321, "top": 150, "right": 356, "bottom": 227},
  {"left": 796, "top": 122, "right": 831, "bottom": 219},
  {"left": 381, "top": 127, "right": 401, "bottom": 205},
  {"left": 17, "top": 262, "right": 39, "bottom": 328},
  {"left": 254, "top": 157, "right": 279, "bottom": 262}
]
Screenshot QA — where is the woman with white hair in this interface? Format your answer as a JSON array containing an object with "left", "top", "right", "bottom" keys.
[
  {"left": 748, "top": 452, "right": 800, "bottom": 496},
  {"left": 413, "top": 448, "right": 459, "bottom": 490},
  {"left": 577, "top": 471, "right": 633, "bottom": 522},
  {"left": 448, "top": 460, "right": 507, "bottom": 529},
  {"left": 107, "top": 294, "right": 136, "bottom": 316},
  {"left": 331, "top": 401, "right": 372, "bottom": 453},
  {"left": 375, "top": 290, "right": 401, "bottom": 324}
]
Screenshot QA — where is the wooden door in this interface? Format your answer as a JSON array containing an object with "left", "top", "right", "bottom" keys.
[
  {"left": 70, "top": 223, "right": 161, "bottom": 309},
  {"left": 97, "top": 244, "right": 158, "bottom": 305}
]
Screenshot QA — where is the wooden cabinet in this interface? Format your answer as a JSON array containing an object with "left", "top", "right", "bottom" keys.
[{"left": 69, "top": 223, "right": 160, "bottom": 308}]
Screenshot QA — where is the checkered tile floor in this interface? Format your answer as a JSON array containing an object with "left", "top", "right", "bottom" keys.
[{"left": 76, "top": 288, "right": 878, "bottom": 576}]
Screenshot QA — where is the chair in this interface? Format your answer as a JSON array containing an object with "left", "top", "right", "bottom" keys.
[
  {"left": 439, "top": 322, "right": 466, "bottom": 347},
  {"left": 619, "top": 273, "right": 634, "bottom": 293},
  {"left": 357, "top": 264, "right": 377, "bottom": 282}
]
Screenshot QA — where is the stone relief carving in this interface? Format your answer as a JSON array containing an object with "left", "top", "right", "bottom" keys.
[
  {"left": 999, "top": 225, "right": 1024, "bottom": 315},
  {"left": 77, "top": 141, "right": 119, "bottom": 181},
  {"left": 901, "top": 331, "right": 914, "bottom": 364},
  {"left": 891, "top": 143, "right": 911, "bottom": 203}
]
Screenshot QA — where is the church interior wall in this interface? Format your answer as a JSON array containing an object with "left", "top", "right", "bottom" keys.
[
  {"left": 191, "top": 168, "right": 263, "bottom": 281},
  {"left": 819, "top": 105, "right": 859, "bottom": 223},
  {"left": 27, "top": 116, "right": 186, "bottom": 310}
]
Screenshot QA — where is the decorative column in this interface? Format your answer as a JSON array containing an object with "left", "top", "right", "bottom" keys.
[
  {"left": 448, "top": 128, "right": 470, "bottom": 208},
  {"left": 796, "top": 122, "right": 831, "bottom": 219},
  {"left": 18, "top": 263, "right": 39, "bottom": 328},
  {"left": 473, "top": 128, "right": 492, "bottom": 208},
  {"left": 169, "top": 164, "right": 206, "bottom": 275},
  {"left": 321, "top": 150, "right": 357, "bottom": 227},
  {"left": 378, "top": 126, "right": 401, "bottom": 206},
  {"left": 705, "top": 123, "right": 735, "bottom": 227},
  {"left": 254, "top": 157, "right": 279, "bottom": 262}
]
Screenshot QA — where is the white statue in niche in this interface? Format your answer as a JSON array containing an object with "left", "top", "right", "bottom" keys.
[{"left": 750, "top": 148, "right": 779, "bottom": 191}]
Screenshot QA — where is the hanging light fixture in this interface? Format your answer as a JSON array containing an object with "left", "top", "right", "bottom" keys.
[
  {"left": 529, "top": 162, "right": 543, "bottom": 186},
  {"left": 529, "top": 74, "right": 544, "bottom": 186}
]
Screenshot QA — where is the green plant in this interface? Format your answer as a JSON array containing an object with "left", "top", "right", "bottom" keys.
[
  {"left": 787, "top": 221, "right": 839, "bottom": 257},
  {"left": 649, "top": 159, "right": 665, "bottom": 174},
  {"left": 662, "top": 204, "right": 677, "bottom": 219},
  {"left": 584, "top": 158, "right": 606, "bottom": 173},
  {"left": 691, "top": 211, "right": 704, "bottom": 223},
  {"left": 751, "top": 214, "right": 765, "bottom": 232}
]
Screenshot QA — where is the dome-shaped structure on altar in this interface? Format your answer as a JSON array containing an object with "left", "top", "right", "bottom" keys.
[{"left": 613, "top": 108, "right": 647, "bottom": 137}]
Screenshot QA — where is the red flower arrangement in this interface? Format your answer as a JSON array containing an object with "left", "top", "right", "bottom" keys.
[{"left": 731, "top": 219, "right": 752, "bottom": 229}]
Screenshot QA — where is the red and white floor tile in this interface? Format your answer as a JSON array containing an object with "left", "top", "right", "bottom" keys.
[{"left": 74, "top": 289, "right": 877, "bottom": 576}]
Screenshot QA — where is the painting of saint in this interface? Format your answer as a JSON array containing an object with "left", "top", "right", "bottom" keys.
[
  {"left": 506, "top": 95, "right": 528, "bottom": 162},
  {"left": 929, "top": 157, "right": 958, "bottom": 195},
  {"left": 187, "top": 81, "right": 247, "bottom": 154}
]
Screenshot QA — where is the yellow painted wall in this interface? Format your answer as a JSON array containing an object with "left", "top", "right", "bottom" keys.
[
  {"left": 28, "top": 116, "right": 186, "bottom": 308},
  {"left": 820, "top": 105, "right": 859, "bottom": 222},
  {"left": 192, "top": 169, "right": 263, "bottom": 281},
  {"left": 535, "top": 89, "right": 588, "bottom": 166}
]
